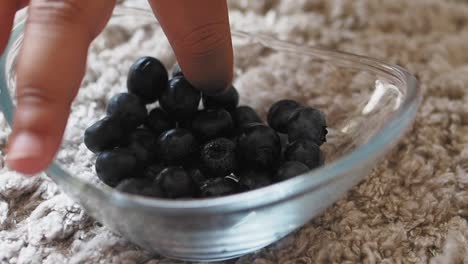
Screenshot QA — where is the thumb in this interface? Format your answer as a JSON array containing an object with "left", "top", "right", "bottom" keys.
[{"left": 6, "top": 0, "right": 115, "bottom": 175}]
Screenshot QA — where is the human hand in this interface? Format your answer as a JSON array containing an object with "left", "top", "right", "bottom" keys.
[{"left": 0, "top": 0, "right": 233, "bottom": 175}]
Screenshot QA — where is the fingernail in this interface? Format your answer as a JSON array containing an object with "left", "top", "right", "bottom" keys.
[{"left": 6, "top": 131, "right": 44, "bottom": 161}]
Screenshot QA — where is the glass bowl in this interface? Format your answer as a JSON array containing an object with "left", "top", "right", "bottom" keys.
[{"left": 0, "top": 6, "right": 421, "bottom": 262}]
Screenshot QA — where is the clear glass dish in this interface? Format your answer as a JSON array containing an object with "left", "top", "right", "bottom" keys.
[{"left": 0, "top": 6, "right": 421, "bottom": 262}]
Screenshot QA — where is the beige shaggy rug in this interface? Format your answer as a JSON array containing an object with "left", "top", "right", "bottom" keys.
[{"left": 1, "top": 0, "right": 468, "bottom": 263}]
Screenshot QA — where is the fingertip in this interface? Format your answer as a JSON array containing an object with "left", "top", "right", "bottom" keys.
[
  {"left": 6, "top": 156, "right": 50, "bottom": 175},
  {"left": 6, "top": 131, "right": 51, "bottom": 175},
  {"left": 179, "top": 41, "right": 234, "bottom": 95},
  {"left": 184, "top": 61, "right": 233, "bottom": 95},
  {"left": 7, "top": 103, "right": 66, "bottom": 175},
  {"left": 149, "top": 0, "right": 234, "bottom": 94}
]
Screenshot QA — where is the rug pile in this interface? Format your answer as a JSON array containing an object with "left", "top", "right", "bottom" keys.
[{"left": 1, "top": 0, "right": 467, "bottom": 263}]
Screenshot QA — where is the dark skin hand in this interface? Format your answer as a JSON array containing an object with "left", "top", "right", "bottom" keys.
[{"left": 0, "top": 0, "right": 233, "bottom": 175}]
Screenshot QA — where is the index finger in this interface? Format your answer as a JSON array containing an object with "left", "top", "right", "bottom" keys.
[{"left": 148, "top": 0, "right": 233, "bottom": 95}]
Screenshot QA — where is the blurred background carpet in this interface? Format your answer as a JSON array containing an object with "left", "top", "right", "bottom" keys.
[{"left": 1, "top": 0, "right": 468, "bottom": 263}]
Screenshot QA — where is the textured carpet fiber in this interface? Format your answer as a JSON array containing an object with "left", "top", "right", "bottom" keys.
[{"left": 1, "top": 0, "right": 468, "bottom": 263}]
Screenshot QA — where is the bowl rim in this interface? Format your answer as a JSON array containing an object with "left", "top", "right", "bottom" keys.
[{"left": 0, "top": 6, "right": 421, "bottom": 213}]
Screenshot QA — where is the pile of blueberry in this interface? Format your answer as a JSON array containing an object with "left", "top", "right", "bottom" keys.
[{"left": 84, "top": 56, "right": 327, "bottom": 199}]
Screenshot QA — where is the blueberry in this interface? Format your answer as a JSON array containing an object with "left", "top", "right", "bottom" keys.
[
  {"left": 231, "top": 106, "right": 262, "bottom": 130},
  {"left": 84, "top": 116, "right": 123, "bottom": 153},
  {"left": 238, "top": 170, "right": 272, "bottom": 191},
  {"left": 176, "top": 119, "right": 193, "bottom": 130},
  {"left": 128, "top": 143, "right": 154, "bottom": 168},
  {"left": 200, "top": 177, "right": 239, "bottom": 198},
  {"left": 106, "top": 93, "right": 147, "bottom": 132},
  {"left": 237, "top": 123, "right": 281, "bottom": 169},
  {"left": 172, "top": 64, "right": 183, "bottom": 78},
  {"left": 287, "top": 107, "right": 327, "bottom": 145},
  {"left": 159, "top": 76, "right": 201, "bottom": 120},
  {"left": 116, "top": 178, "right": 165, "bottom": 197},
  {"left": 202, "top": 86, "right": 239, "bottom": 111},
  {"left": 187, "top": 167, "right": 207, "bottom": 188},
  {"left": 123, "top": 128, "right": 157, "bottom": 166},
  {"left": 267, "top": 99, "right": 301, "bottom": 133},
  {"left": 144, "top": 163, "right": 165, "bottom": 180},
  {"left": 146, "top": 108, "right": 175, "bottom": 136},
  {"left": 200, "top": 138, "right": 237, "bottom": 177},
  {"left": 124, "top": 128, "right": 157, "bottom": 149},
  {"left": 127, "top": 56, "right": 168, "bottom": 103},
  {"left": 156, "top": 167, "right": 196, "bottom": 198},
  {"left": 95, "top": 148, "right": 139, "bottom": 187},
  {"left": 284, "top": 139, "right": 322, "bottom": 169},
  {"left": 227, "top": 134, "right": 238, "bottom": 145},
  {"left": 192, "top": 109, "right": 234, "bottom": 140},
  {"left": 156, "top": 128, "right": 198, "bottom": 165},
  {"left": 274, "top": 161, "right": 309, "bottom": 182},
  {"left": 278, "top": 133, "right": 289, "bottom": 159}
]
